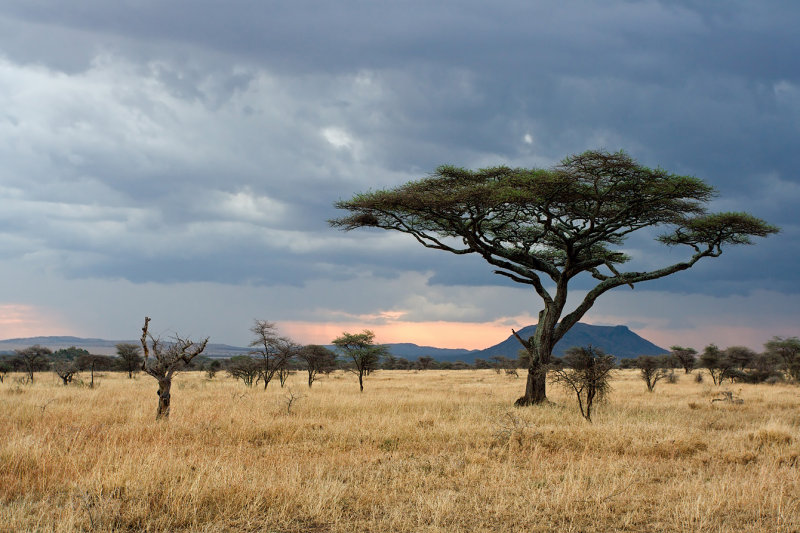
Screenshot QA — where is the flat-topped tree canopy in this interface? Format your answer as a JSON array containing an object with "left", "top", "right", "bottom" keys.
[{"left": 330, "top": 150, "right": 778, "bottom": 406}]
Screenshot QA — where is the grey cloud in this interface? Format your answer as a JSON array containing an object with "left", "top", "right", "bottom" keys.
[{"left": 0, "top": 0, "right": 796, "bottom": 308}]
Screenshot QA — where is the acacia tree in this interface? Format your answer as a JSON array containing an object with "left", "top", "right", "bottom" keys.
[
  {"left": 140, "top": 317, "right": 209, "bottom": 420},
  {"left": 116, "top": 343, "right": 143, "bottom": 378},
  {"left": 635, "top": 355, "right": 671, "bottom": 392},
  {"left": 296, "top": 344, "right": 337, "bottom": 387},
  {"left": 724, "top": 346, "right": 756, "bottom": 371},
  {"left": 670, "top": 346, "right": 697, "bottom": 374},
  {"left": 14, "top": 345, "right": 52, "bottom": 383},
  {"left": 764, "top": 337, "right": 800, "bottom": 382},
  {"left": 700, "top": 344, "right": 734, "bottom": 386},
  {"left": 227, "top": 355, "right": 260, "bottom": 386},
  {"left": 332, "top": 330, "right": 387, "bottom": 392},
  {"left": 331, "top": 150, "right": 778, "bottom": 405}
]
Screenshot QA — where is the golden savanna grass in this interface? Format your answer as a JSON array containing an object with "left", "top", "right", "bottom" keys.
[{"left": 1, "top": 369, "right": 799, "bottom": 532}]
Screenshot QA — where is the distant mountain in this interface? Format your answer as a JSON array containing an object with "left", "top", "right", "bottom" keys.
[
  {"left": 0, "top": 323, "right": 666, "bottom": 361},
  {"left": 373, "top": 323, "right": 666, "bottom": 363},
  {"left": 469, "top": 323, "right": 666, "bottom": 362}
]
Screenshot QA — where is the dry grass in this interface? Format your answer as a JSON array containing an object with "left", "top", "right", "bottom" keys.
[{"left": 1, "top": 369, "right": 799, "bottom": 532}]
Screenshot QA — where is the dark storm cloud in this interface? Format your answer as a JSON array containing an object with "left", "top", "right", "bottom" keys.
[{"left": 0, "top": 0, "right": 796, "bottom": 299}]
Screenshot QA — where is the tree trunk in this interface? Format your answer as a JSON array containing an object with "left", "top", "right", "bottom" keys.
[
  {"left": 512, "top": 308, "right": 558, "bottom": 406},
  {"left": 358, "top": 371, "right": 364, "bottom": 392},
  {"left": 156, "top": 378, "right": 172, "bottom": 420},
  {"left": 515, "top": 361, "right": 547, "bottom": 406},
  {"left": 308, "top": 370, "right": 314, "bottom": 388}
]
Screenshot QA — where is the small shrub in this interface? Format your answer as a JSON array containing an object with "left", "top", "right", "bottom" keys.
[
  {"left": 550, "top": 346, "right": 614, "bottom": 422},
  {"left": 694, "top": 373, "right": 704, "bottom": 383},
  {"left": 636, "top": 355, "right": 671, "bottom": 392}
]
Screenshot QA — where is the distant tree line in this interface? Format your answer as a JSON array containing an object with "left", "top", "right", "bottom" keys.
[{"left": 2, "top": 335, "right": 798, "bottom": 390}]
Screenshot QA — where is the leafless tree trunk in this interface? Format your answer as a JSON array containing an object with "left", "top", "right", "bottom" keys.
[{"left": 140, "top": 317, "right": 208, "bottom": 420}]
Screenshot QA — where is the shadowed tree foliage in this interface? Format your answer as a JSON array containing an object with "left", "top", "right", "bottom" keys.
[
  {"left": 296, "top": 344, "right": 338, "bottom": 387},
  {"left": 52, "top": 346, "right": 90, "bottom": 360},
  {"left": 0, "top": 359, "right": 10, "bottom": 382},
  {"left": 14, "top": 345, "right": 52, "bottom": 383},
  {"left": 116, "top": 343, "right": 143, "bottom": 379},
  {"left": 724, "top": 346, "right": 756, "bottom": 371},
  {"left": 332, "top": 330, "right": 388, "bottom": 392},
  {"left": 765, "top": 336, "right": 800, "bottom": 382},
  {"left": 140, "top": 317, "right": 209, "bottom": 420},
  {"left": 635, "top": 355, "right": 671, "bottom": 392},
  {"left": 417, "top": 356, "right": 436, "bottom": 370},
  {"left": 331, "top": 150, "right": 778, "bottom": 406},
  {"left": 670, "top": 346, "right": 697, "bottom": 374},
  {"left": 550, "top": 346, "right": 614, "bottom": 422},
  {"left": 381, "top": 355, "right": 413, "bottom": 370}
]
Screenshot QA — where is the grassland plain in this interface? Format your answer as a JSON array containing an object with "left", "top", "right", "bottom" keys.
[{"left": 1, "top": 369, "right": 798, "bottom": 532}]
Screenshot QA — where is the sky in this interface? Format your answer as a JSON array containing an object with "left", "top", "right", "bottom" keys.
[{"left": 0, "top": 1, "right": 797, "bottom": 352}]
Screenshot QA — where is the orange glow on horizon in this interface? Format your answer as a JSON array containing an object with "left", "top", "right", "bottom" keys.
[
  {"left": 281, "top": 319, "right": 778, "bottom": 353},
  {"left": 280, "top": 319, "right": 538, "bottom": 350}
]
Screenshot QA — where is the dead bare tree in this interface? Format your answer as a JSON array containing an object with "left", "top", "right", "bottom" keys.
[{"left": 140, "top": 317, "right": 209, "bottom": 420}]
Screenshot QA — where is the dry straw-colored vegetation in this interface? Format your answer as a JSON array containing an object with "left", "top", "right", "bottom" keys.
[{"left": 1, "top": 369, "right": 799, "bottom": 532}]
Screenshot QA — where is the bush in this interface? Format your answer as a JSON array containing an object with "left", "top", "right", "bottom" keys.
[
  {"left": 550, "top": 346, "right": 614, "bottom": 422},
  {"left": 635, "top": 355, "right": 671, "bottom": 392}
]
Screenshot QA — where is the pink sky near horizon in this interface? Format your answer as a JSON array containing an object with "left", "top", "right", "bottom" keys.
[
  {"left": 280, "top": 319, "right": 780, "bottom": 353},
  {"left": 0, "top": 304, "right": 72, "bottom": 340},
  {"left": 0, "top": 303, "right": 785, "bottom": 354}
]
